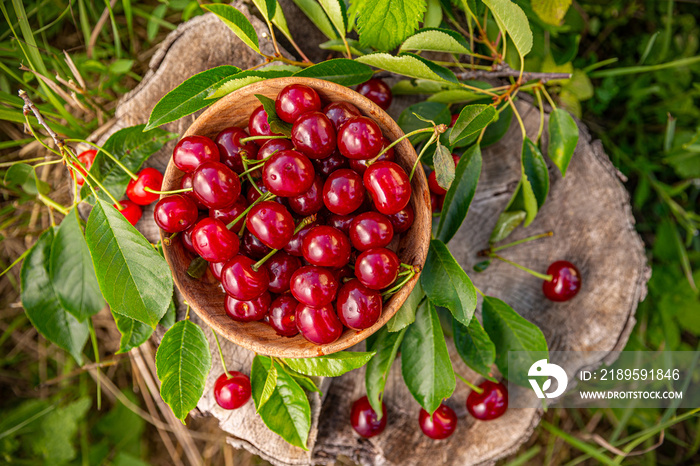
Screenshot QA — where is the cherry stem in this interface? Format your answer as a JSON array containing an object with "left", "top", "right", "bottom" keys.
[
  {"left": 381, "top": 265, "right": 420, "bottom": 298},
  {"left": 239, "top": 135, "right": 287, "bottom": 144},
  {"left": 252, "top": 248, "right": 278, "bottom": 272},
  {"left": 144, "top": 186, "right": 193, "bottom": 195},
  {"left": 490, "top": 253, "right": 553, "bottom": 281},
  {"left": 409, "top": 133, "right": 438, "bottom": 181},
  {"left": 486, "top": 231, "right": 554, "bottom": 254},
  {"left": 456, "top": 373, "right": 484, "bottom": 394},
  {"left": 241, "top": 158, "right": 263, "bottom": 196},
  {"left": 66, "top": 138, "right": 139, "bottom": 181},
  {"left": 226, "top": 192, "right": 274, "bottom": 230},
  {"left": 251, "top": 215, "right": 316, "bottom": 271},
  {"left": 213, "top": 331, "right": 231, "bottom": 378},
  {"left": 368, "top": 126, "right": 442, "bottom": 165}
]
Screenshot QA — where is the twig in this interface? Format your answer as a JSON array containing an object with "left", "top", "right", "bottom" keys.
[
  {"left": 455, "top": 63, "right": 571, "bottom": 82},
  {"left": 19, "top": 90, "right": 65, "bottom": 154},
  {"left": 37, "top": 356, "right": 123, "bottom": 387}
]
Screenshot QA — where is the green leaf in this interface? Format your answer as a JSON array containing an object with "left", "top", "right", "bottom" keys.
[
  {"left": 433, "top": 142, "right": 455, "bottom": 191},
  {"left": 207, "top": 69, "right": 296, "bottom": 99},
  {"left": 20, "top": 229, "right": 89, "bottom": 364},
  {"left": 30, "top": 397, "right": 91, "bottom": 464},
  {"left": 532, "top": 0, "right": 572, "bottom": 26},
  {"left": 489, "top": 210, "right": 526, "bottom": 243},
  {"left": 521, "top": 137, "right": 550, "bottom": 225},
  {"left": 113, "top": 311, "right": 154, "bottom": 353},
  {"left": 357, "top": 53, "right": 458, "bottom": 84},
  {"left": 437, "top": 144, "right": 481, "bottom": 243},
  {"left": 424, "top": 0, "right": 443, "bottom": 28},
  {"left": 155, "top": 319, "right": 211, "bottom": 422},
  {"left": 282, "top": 351, "right": 375, "bottom": 377},
  {"left": 318, "top": 0, "right": 347, "bottom": 36},
  {"left": 289, "top": 372, "right": 322, "bottom": 394},
  {"left": 448, "top": 104, "right": 497, "bottom": 145},
  {"left": 365, "top": 326, "right": 406, "bottom": 418},
  {"left": 4, "top": 163, "right": 50, "bottom": 195},
  {"left": 397, "top": 101, "right": 451, "bottom": 144},
  {"left": 482, "top": 0, "right": 533, "bottom": 60},
  {"left": 320, "top": 38, "right": 372, "bottom": 56},
  {"left": 250, "top": 0, "right": 277, "bottom": 21},
  {"left": 85, "top": 199, "right": 173, "bottom": 327},
  {"left": 144, "top": 65, "right": 242, "bottom": 130},
  {"left": 427, "top": 89, "right": 483, "bottom": 104},
  {"left": 392, "top": 79, "right": 461, "bottom": 95},
  {"left": 201, "top": 4, "right": 260, "bottom": 52},
  {"left": 547, "top": 108, "right": 578, "bottom": 176},
  {"left": 49, "top": 209, "right": 104, "bottom": 321},
  {"left": 291, "top": 0, "right": 339, "bottom": 39},
  {"left": 386, "top": 281, "right": 423, "bottom": 331},
  {"left": 160, "top": 297, "right": 177, "bottom": 329},
  {"left": 255, "top": 94, "right": 293, "bottom": 137},
  {"left": 401, "top": 300, "right": 455, "bottom": 414},
  {"left": 357, "top": 0, "right": 426, "bottom": 51},
  {"left": 481, "top": 103, "right": 512, "bottom": 147},
  {"left": 400, "top": 28, "right": 470, "bottom": 54},
  {"left": 293, "top": 58, "right": 373, "bottom": 86},
  {"left": 258, "top": 362, "right": 278, "bottom": 411},
  {"left": 453, "top": 317, "right": 496, "bottom": 380},
  {"left": 421, "top": 239, "right": 477, "bottom": 326},
  {"left": 481, "top": 296, "right": 548, "bottom": 386}
]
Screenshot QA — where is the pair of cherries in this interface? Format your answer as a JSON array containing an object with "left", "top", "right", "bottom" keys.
[{"left": 351, "top": 380, "right": 508, "bottom": 440}]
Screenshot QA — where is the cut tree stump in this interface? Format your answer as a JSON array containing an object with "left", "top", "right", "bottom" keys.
[{"left": 86, "top": 4, "right": 649, "bottom": 465}]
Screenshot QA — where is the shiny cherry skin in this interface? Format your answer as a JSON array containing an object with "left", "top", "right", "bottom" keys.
[
  {"left": 275, "top": 84, "right": 321, "bottom": 123},
  {"left": 214, "top": 372, "right": 251, "bottom": 410},
  {"left": 466, "top": 380, "right": 508, "bottom": 421},
  {"left": 225, "top": 292, "right": 271, "bottom": 322},
  {"left": 247, "top": 179, "right": 272, "bottom": 205},
  {"left": 428, "top": 171, "right": 447, "bottom": 196},
  {"left": 73, "top": 149, "right": 97, "bottom": 186},
  {"left": 215, "top": 126, "right": 258, "bottom": 174},
  {"left": 292, "top": 112, "right": 336, "bottom": 159},
  {"left": 115, "top": 199, "right": 142, "bottom": 226},
  {"left": 419, "top": 404, "right": 457, "bottom": 439},
  {"left": 265, "top": 251, "right": 302, "bottom": 294},
  {"left": 337, "top": 279, "right": 382, "bottom": 330},
  {"left": 290, "top": 265, "right": 339, "bottom": 306},
  {"left": 364, "top": 161, "right": 412, "bottom": 215},
  {"left": 191, "top": 218, "right": 239, "bottom": 263},
  {"left": 192, "top": 161, "right": 241, "bottom": 209},
  {"left": 386, "top": 205, "right": 414, "bottom": 234},
  {"left": 210, "top": 195, "right": 248, "bottom": 231},
  {"left": 258, "top": 138, "right": 294, "bottom": 160},
  {"left": 351, "top": 396, "right": 387, "bottom": 438},
  {"left": 288, "top": 175, "right": 324, "bottom": 216},
  {"left": 323, "top": 169, "right": 366, "bottom": 215},
  {"left": 262, "top": 150, "right": 315, "bottom": 197},
  {"left": 313, "top": 149, "right": 349, "bottom": 177},
  {"left": 209, "top": 261, "right": 225, "bottom": 281},
  {"left": 241, "top": 230, "right": 272, "bottom": 259},
  {"left": 180, "top": 172, "right": 206, "bottom": 209},
  {"left": 326, "top": 214, "right": 356, "bottom": 235},
  {"left": 221, "top": 254, "right": 270, "bottom": 300},
  {"left": 284, "top": 222, "right": 317, "bottom": 256},
  {"left": 302, "top": 225, "right": 351, "bottom": 268},
  {"left": 181, "top": 220, "right": 199, "bottom": 254},
  {"left": 246, "top": 201, "right": 295, "bottom": 250},
  {"left": 355, "top": 248, "right": 400, "bottom": 290},
  {"left": 349, "top": 212, "right": 394, "bottom": 251},
  {"left": 356, "top": 79, "right": 393, "bottom": 110},
  {"left": 173, "top": 135, "right": 219, "bottom": 172},
  {"left": 348, "top": 138, "right": 395, "bottom": 174},
  {"left": 324, "top": 101, "right": 361, "bottom": 130},
  {"left": 267, "top": 294, "right": 300, "bottom": 336},
  {"left": 295, "top": 303, "right": 343, "bottom": 345},
  {"left": 337, "top": 116, "right": 384, "bottom": 160},
  {"left": 248, "top": 105, "right": 282, "bottom": 146},
  {"left": 154, "top": 194, "right": 198, "bottom": 232},
  {"left": 126, "top": 167, "right": 163, "bottom": 205},
  {"left": 543, "top": 261, "right": 582, "bottom": 302}
]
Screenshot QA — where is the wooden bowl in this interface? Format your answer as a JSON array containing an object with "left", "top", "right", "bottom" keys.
[{"left": 161, "top": 77, "right": 431, "bottom": 358}]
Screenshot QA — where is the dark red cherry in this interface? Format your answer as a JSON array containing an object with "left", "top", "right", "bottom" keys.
[
  {"left": 323, "top": 101, "right": 361, "bottom": 130},
  {"left": 288, "top": 175, "right": 324, "bottom": 216},
  {"left": 265, "top": 251, "right": 302, "bottom": 294},
  {"left": 225, "top": 291, "right": 271, "bottom": 322},
  {"left": 72, "top": 149, "right": 97, "bottom": 186},
  {"left": 312, "top": 149, "right": 349, "bottom": 177},
  {"left": 246, "top": 201, "right": 295, "bottom": 250},
  {"left": 466, "top": 380, "right": 508, "bottom": 421},
  {"left": 431, "top": 193, "right": 444, "bottom": 213},
  {"left": 248, "top": 105, "right": 283, "bottom": 146},
  {"left": 364, "top": 161, "right": 411, "bottom": 215},
  {"left": 301, "top": 225, "right": 351, "bottom": 268},
  {"left": 543, "top": 261, "right": 582, "bottom": 302},
  {"left": 348, "top": 137, "right": 395, "bottom": 174},
  {"left": 355, "top": 248, "right": 399, "bottom": 290},
  {"left": 349, "top": 212, "right": 394, "bottom": 251},
  {"left": 215, "top": 126, "right": 258, "bottom": 174},
  {"left": 258, "top": 138, "right": 294, "bottom": 160},
  {"left": 191, "top": 218, "right": 239, "bottom": 263},
  {"left": 192, "top": 161, "right": 241, "bottom": 209},
  {"left": 295, "top": 303, "right": 343, "bottom": 345},
  {"left": 284, "top": 221, "right": 318, "bottom": 256},
  {"left": 419, "top": 404, "right": 457, "bottom": 439},
  {"left": 115, "top": 199, "right": 142, "bottom": 226},
  {"left": 351, "top": 396, "right": 387, "bottom": 438},
  {"left": 337, "top": 279, "right": 382, "bottom": 330},
  {"left": 154, "top": 194, "right": 198, "bottom": 232},
  {"left": 356, "top": 79, "right": 393, "bottom": 110},
  {"left": 262, "top": 150, "right": 315, "bottom": 197},
  {"left": 126, "top": 167, "right": 163, "bottom": 205},
  {"left": 452, "top": 154, "right": 461, "bottom": 166},
  {"left": 173, "top": 135, "right": 219, "bottom": 173},
  {"left": 386, "top": 205, "right": 414, "bottom": 234},
  {"left": 333, "top": 265, "right": 355, "bottom": 282},
  {"left": 210, "top": 195, "right": 248, "bottom": 231},
  {"left": 291, "top": 112, "right": 336, "bottom": 159},
  {"left": 267, "top": 294, "right": 300, "bottom": 336},
  {"left": 290, "top": 265, "right": 339, "bottom": 306},
  {"left": 450, "top": 114, "right": 459, "bottom": 127},
  {"left": 181, "top": 219, "right": 200, "bottom": 254},
  {"left": 214, "top": 372, "right": 251, "bottom": 410},
  {"left": 247, "top": 180, "right": 271, "bottom": 205},
  {"left": 326, "top": 213, "right": 356, "bottom": 235},
  {"left": 337, "top": 116, "right": 384, "bottom": 160},
  {"left": 428, "top": 171, "right": 447, "bottom": 196},
  {"left": 180, "top": 172, "right": 205, "bottom": 209},
  {"left": 221, "top": 255, "right": 270, "bottom": 300},
  {"left": 241, "top": 230, "right": 272, "bottom": 259},
  {"left": 275, "top": 84, "right": 321, "bottom": 123},
  {"left": 323, "top": 169, "right": 366, "bottom": 215},
  {"left": 209, "top": 261, "right": 225, "bottom": 281}
]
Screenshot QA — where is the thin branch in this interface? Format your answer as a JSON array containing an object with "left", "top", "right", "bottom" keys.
[
  {"left": 18, "top": 90, "right": 65, "bottom": 154},
  {"left": 455, "top": 63, "right": 571, "bottom": 82}
]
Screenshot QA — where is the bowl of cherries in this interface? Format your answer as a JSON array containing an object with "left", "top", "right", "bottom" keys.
[{"left": 157, "top": 77, "right": 431, "bottom": 358}]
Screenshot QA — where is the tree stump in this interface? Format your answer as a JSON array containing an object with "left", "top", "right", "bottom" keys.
[{"left": 87, "top": 5, "right": 649, "bottom": 465}]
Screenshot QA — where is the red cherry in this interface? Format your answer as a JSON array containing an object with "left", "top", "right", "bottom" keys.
[
  {"left": 323, "top": 101, "right": 361, "bottom": 130},
  {"left": 386, "top": 205, "right": 414, "bottom": 234},
  {"left": 337, "top": 279, "right": 382, "bottom": 330},
  {"left": 543, "top": 261, "right": 582, "bottom": 302},
  {"left": 191, "top": 218, "right": 239, "bottom": 263},
  {"left": 192, "top": 161, "right": 241, "bottom": 209},
  {"left": 295, "top": 303, "right": 343, "bottom": 345},
  {"left": 323, "top": 169, "right": 366, "bottom": 215},
  {"left": 241, "top": 230, "right": 272, "bottom": 259},
  {"left": 466, "top": 380, "right": 508, "bottom": 421},
  {"left": 290, "top": 265, "right": 339, "bottom": 306},
  {"left": 248, "top": 105, "right": 282, "bottom": 146},
  {"left": 428, "top": 171, "right": 447, "bottom": 196},
  {"left": 72, "top": 149, "right": 97, "bottom": 186},
  {"left": 209, "top": 261, "right": 225, "bottom": 281},
  {"left": 349, "top": 212, "right": 394, "bottom": 251},
  {"left": 292, "top": 112, "right": 336, "bottom": 159},
  {"left": 275, "top": 84, "right": 321, "bottom": 123},
  {"left": 326, "top": 213, "right": 356, "bottom": 235},
  {"left": 288, "top": 175, "right": 324, "bottom": 216},
  {"left": 173, "top": 135, "right": 219, "bottom": 173},
  {"left": 258, "top": 138, "right": 294, "bottom": 160},
  {"left": 431, "top": 193, "right": 444, "bottom": 213},
  {"left": 214, "top": 372, "right": 251, "bottom": 410},
  {"left": 351, "top": 396, "right": 387, "bottom": 438},
  {"left": 333, "top": 265, "right": 355, "bottom": 282},
  {"left": 337, "top": 116, "right": 384, "bottom": 160},
  {"left": 364, "top": 161, "right": 411, "bottom": 215},
  {"left": 452, "top": 154, "right": 461, "bottom": 166},
  {"left": 312, "top": 149, "right": 349, "bottom": 177},
  {"left": 225, "top": 292, "right": 271, "bottom": 322},
  {"left": 348, "top": 138, "right": 395, "bottom": 174},
  {"left": 180, "top": 172, "right": 206, "bottom": 209},
  {"left": 355, "top": 248, "right": 399, "bottom": 290},
  {"left": 419, "top": 404, "right": 457, "bottom": 439},
  {"left": 450, "top": 114, "right": 459, "bottom": 127},
  {"left": 246, "top": 179, "right": 272, "bottom": 205},
  {"left": 262, "top": 150, "right": 315, "bottom": 197},
  {"left": 246, "top": 201, "right": 295, "bottom": 250},
  {"left": 215, "top": 127, "right": 258, "bottom": 174},
  {"left": 267, "top": 294, "right": 300, "bottom": 336},
  {"left": 284, "top": 222, "right": 318, "bottom": 256},
  {"left": 115, "top": 199, "right": 142, "bottom": 226},
  {"left": 356, "top": 79, "right": 393, "bottom": 110},
  {"left": 210, "top": 195, "right": 248, "bottom": 231},
  {"left": 221, "top": 255, "right": 270, "bottom": 300},
  {"left": 265, "top": 251, "right": 302, "bottom": 294},
  {"left": 181, "top": 220, "right": 199, "bottom": 254},
  {"left": 301, "top": 225, "right": 351, "bottom": 268},
  {"left": 126, "top": 167, "right": 163, "bottom": 205},
  {"left": 154, "top": 194, "right": 198, "bottom": 232}
]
